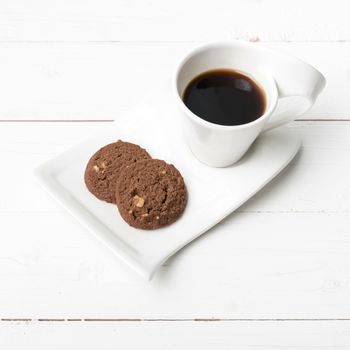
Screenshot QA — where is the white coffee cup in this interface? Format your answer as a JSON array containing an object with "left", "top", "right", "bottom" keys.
[{"left": 173, "top": 41, "right": 326, "bottom": 167}]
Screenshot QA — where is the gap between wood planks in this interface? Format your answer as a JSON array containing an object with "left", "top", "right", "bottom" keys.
[
  {"left": 1, "top": 318, "right": 350, "bottom": 322},
  {"left": 0, "top": 40, "right": 349, "bottom": 44},
  {"left": 0, "top": 119, "right": 350, "bottom": 122}
]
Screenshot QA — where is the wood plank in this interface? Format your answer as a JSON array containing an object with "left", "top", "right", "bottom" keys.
[
  {"left": 0, "top": 122, "right": 350, "bottom": 318},
  {"left": 0, "top": 0, "right": 349, "bottom": 42},
  {"left": 1, "top": 320, "right": 350, "bottom": 349},
  {"left": 0, "top": 42, "right": 346, "bottom": 120}
]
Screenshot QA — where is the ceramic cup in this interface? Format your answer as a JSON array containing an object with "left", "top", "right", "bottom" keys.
[{"left": 174, "top": 41, "right": 326, "bottom": 167}]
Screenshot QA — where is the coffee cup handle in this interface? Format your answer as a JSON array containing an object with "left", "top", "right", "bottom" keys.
[{"left": 263, "top": 53, "right": 326, "bottom": 132}]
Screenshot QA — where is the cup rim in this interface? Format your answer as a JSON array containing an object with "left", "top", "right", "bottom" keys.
[{"left": 173, "top": 40, "right": 279, "bottom": 131}]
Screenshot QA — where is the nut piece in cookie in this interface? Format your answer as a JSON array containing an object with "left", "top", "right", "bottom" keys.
[
  {"left": 84, "top": 140, "right": 151, "bottom": 203},
  {"left": 115, "top": 159, "right": 187, "bottom": 230}
]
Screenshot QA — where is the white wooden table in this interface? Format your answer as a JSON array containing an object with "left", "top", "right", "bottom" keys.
[{"left": 2, "top": 1, "right": 350, "bottom": 348}]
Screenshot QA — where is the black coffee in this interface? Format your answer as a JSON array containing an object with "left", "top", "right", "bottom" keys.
[{"left": 183, "top": 69, "right": 266, "bottom": 126}]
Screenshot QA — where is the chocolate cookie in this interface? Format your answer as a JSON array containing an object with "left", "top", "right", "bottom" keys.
[
  {"left": 84, "top": 140, "right": 151, "bottom": 203},
  {"left": 115, "top": 159, "right": 187, "bottom": 230}
]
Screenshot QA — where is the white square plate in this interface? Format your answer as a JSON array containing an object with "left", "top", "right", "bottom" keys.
[{"left": 35, "top": 83, "right": 301, "bottom": 280}]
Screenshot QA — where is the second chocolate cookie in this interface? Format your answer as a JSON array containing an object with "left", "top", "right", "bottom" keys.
[{"left": 115, "top": 159, "right": 187, "bottom": 230}]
